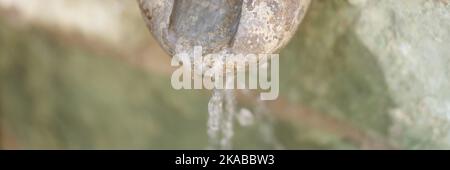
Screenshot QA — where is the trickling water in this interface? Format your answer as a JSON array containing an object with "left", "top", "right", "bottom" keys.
[
  {"left": 139, "top": 0, "right": 310, "bottom": 150},
  {"left": 207, "top": 78, "right": 236, "bottom": 150},
  {"left": 207, "top": 86, "right": 283, "bottom": 149},
  {"left": 204, "top": 52, "right": 223, "bottom": 149},
  {"left": 221, "top": 81, "right": 236, "bottom": 149},
  {"left": 237, "top": 108, "right": 255, "bottom": 127},
  {"left": 175, "top": 47, "right": 280, "bottom": 150},
  {"left": 207, "top": 89, "right": 224, "bottom": 149}
]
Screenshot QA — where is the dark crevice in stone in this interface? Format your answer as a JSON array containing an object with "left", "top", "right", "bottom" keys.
[{"left": 167, "top": 0, "right": 243, "bottom": 54}]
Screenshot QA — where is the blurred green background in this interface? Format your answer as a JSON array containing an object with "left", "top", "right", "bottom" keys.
[{"left": 1, "top": 0, "right": 449, "bottom": 149}]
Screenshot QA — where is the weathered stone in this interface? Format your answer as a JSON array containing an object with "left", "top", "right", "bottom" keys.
[{"left": 138, "top": 0, "right": 311, "bottom": 56}]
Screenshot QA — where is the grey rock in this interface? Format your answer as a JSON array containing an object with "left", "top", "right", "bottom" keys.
[
  {"left": 353, "top": 0, "right": 450, "bottom": 148},
  {"left": 138, "top": 0, "right": 311, "bottom": 56}
]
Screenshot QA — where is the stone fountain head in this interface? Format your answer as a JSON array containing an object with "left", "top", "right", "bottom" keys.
[{"left": 138, "top": 0, "right": 311, "bottom": 57}]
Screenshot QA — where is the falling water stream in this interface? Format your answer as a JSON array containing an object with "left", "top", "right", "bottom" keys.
[
  {"left": 207, "top": 79, "right": 236, "bottom": 149},
  {"left": 139, "top": 0, "right": 310, "bottom": 150},
  {"left": 175, "top": 44, "right": 281, "bottom": 150},
  {"left": 205, "top": 70, "right": 283, "bottom": 149},
  {"left": 207, "top": 87, "right": 283, "bottom": 149}
]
